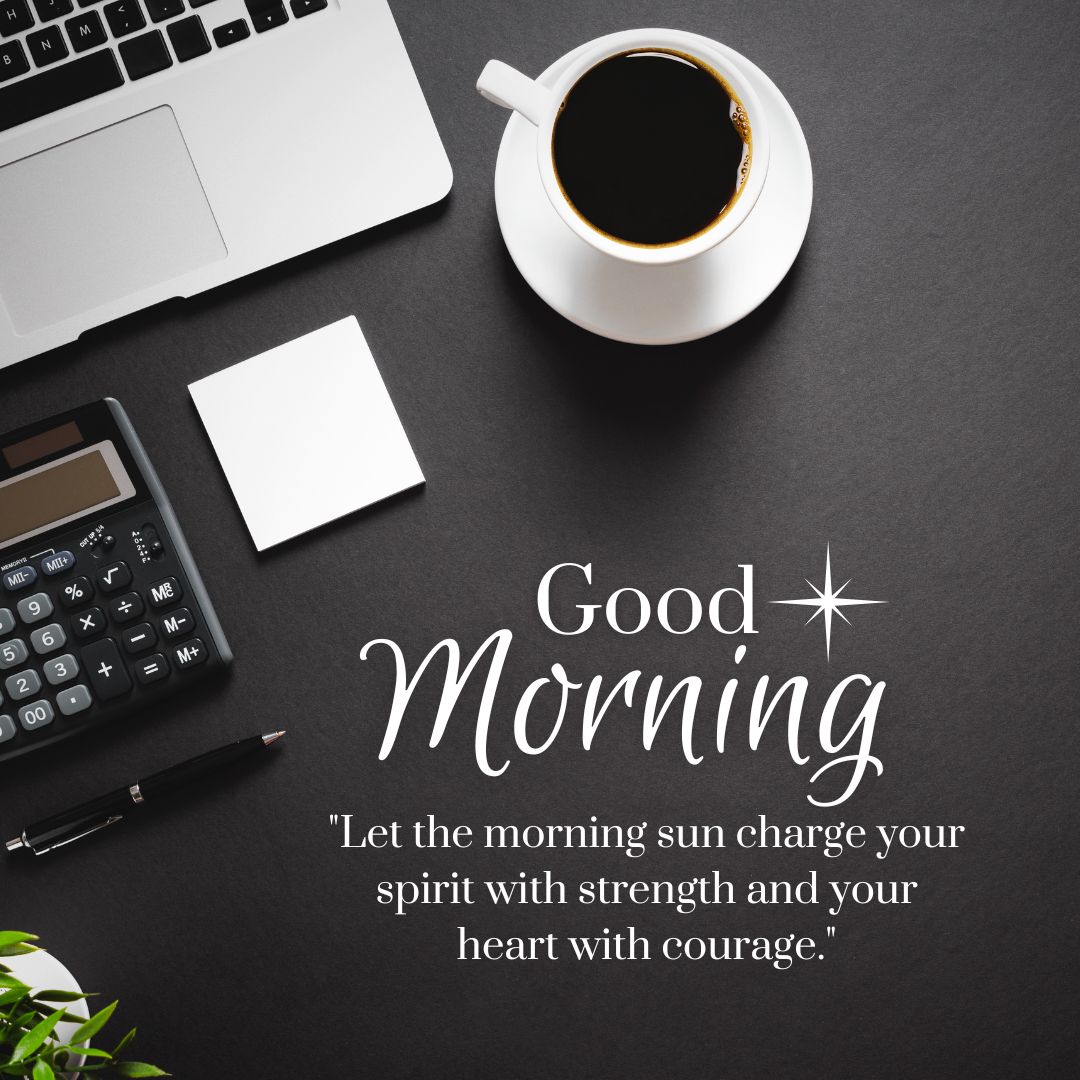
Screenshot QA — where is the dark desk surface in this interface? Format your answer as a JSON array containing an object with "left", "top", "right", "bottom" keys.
[{"left": 3, "top": 1, "right": 1077, "bottom": 1076}]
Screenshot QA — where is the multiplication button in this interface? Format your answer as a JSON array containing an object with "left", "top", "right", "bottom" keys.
[
  {"left": 72, "top": 607, "right": 107, "bottom": 639},
  {"left": 56, "top": 685, "right": 92, "bottom": 717}
]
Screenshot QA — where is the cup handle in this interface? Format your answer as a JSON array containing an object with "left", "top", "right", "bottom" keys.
[{"left": 476, "top": 60, "right": 553, "bottom": 127}]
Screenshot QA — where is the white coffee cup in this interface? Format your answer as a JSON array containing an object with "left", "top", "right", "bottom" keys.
[{"left": 477, "top": 28, "right": 771, "bottom": 267}]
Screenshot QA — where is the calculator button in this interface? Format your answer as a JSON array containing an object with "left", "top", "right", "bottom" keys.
[
  {"left": 0, "top": 715, "right": 15, "bottom": 744},
  {"left": 96, "top": 561, "right": 132, "bottom": 592},
  {"left": 56, "top": 684, "right": 92, "bottom": 717},
  {"left": 122, "top": 622, "right": 156, "bottom": 653},
  {"left": 134, "top": 652, "right": 169, "bottom": 684},
  {"left": 0, "top": 609, "right": 12, "bottom": 636},
  {"left": 40, "top": 550, "right": 75, "bottom": 576},
  {"left": 160, "top": 607, "right": 194, "bottom": 640},
  {"left": 172, "top": 637, "right": 207, "bottom": 669},
  {"left": 59, "top": 576, "right": 93, "bottom": 608},
  {"left": 3, "top": 566, "right": 37, "bottom": 592},
  {"left": 83, "top": 638, "right": 131, "bottom": 700},
  {"left": 0, "top": 639, "right": 28, "bottom": 669},
  {"left": 109, "top": 592, "right": 144, "bottom": 623},
  {"left": 17, "top": 592, "right": 53, "bottom": 624},
  {"left": 148, "top": 577, "right": 182, "bottom": 608},
  {"left": 72, "top": 607, "right": 106, "bottom": 639},
  {"left": 18, "top": 699, "right": 54, "bottom": 731},
  {"left": 4, "top": 669, "right": 40, "bottom": 700},
  {"left": 44, "top": 653, "right": 79, "bottom": 685},
  {"left": 31, "top": 623, "right": 66, "bottom": 654}
]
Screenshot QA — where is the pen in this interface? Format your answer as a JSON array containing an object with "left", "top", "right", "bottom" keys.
[{"left": 4, "top": 731, "right": 286, "bottom": 856}]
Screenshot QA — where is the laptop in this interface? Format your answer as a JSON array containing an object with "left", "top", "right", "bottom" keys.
[{"left": 0, "top": 0, "right": 451, "bottom": 370}]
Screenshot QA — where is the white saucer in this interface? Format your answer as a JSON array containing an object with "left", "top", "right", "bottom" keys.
[{"left": 493, "top": 33, "right": 813, "bottom": 344}]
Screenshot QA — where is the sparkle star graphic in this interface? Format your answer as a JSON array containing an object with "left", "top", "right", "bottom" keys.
[{"left": 772, "top": 546, "right": 885, "bottom": 660}]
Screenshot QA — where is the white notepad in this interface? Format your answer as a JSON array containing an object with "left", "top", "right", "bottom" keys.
[{"left": 189, "top": 316, "right": 424, "bottom": 550}]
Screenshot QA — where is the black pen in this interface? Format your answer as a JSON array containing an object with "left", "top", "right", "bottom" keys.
[{"left": 4, "top": 731, "right": 286, "bottom": 856}]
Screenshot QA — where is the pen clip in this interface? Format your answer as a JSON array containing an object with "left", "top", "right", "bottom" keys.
[{"left": 26, "top": 814, "right": 124, "bottom": 856}]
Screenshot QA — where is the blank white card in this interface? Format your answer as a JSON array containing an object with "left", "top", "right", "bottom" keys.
[{"left": 189, "top": 316, "right": 424, "bottom": 551}]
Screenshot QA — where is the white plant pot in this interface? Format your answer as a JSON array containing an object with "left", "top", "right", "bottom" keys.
[{"left": 3, "top": 949, "right": 89, "bottom": 1078}]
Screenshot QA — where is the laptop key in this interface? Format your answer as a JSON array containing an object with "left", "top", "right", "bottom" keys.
[
  {"left": 33, "top": 0, "right": 73, "bottom": 19},
  {"left": 0, "top": 39, "right": 28, "bottom": 80},
  {"left": 65, "top": 9, "right": 106, "bottom": 51},
  {"left": 243, "top": 0, "right": 285, "bottom": 33},
  {"left": 0, "top": 0, "right": 32, "bottom": 38},
  {"left": 145, "top": 0, "right": 181, "bottom": 21},
  {"left": 167, "top": 13, "right": 208, "bottom": 60},
  {"left": 27, "top": 26, "right": 69, "bottom": 67},
  {"left": 0, "top": 47, "right": 122, "bottom": 132},
  {"left": 189, "top": 0, "right": 214, "bottom": 6},
  {"left": 118, "top": 26, "right": 170, "bottom": 79},
  {"left": 212, "top": 17, "right": 247, "bottom": 46},
  {"left": 289, "top": 0, "right": 324, "bottom": 16},
  {"left": 103, "top": 0, "right": 145, "bottom": 36}
]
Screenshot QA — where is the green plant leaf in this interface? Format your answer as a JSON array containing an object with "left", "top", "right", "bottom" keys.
[
  {"left": 110, "top": 1028, "right": 137, "bottom": 1059},
  {"left": 32, "top": 991, "right": 89, "bottom": 1003},
  {"left": 0, "top": 976, "right": 29, "bottom": 991},
  {"left": 69, "top": 1001, "right": 117, "bottom": 1047},
  {"left": 0, "top": 934, "right": 38, "bottom": 955},
  {"left": 32, "top": 1060, "right": 55, "bottom": 1080},
  {"left": 0, "top": 988, "right": 29, "bottom": 1007},
  {"left": 109, "top": 1064, "right": 169, "bottom": 1078},
  {"left": 10, "top": 1007, "right": 65, "bottom": 1064}
]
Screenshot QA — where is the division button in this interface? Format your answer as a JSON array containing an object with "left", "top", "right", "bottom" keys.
[
  {"left": 44, "top": 653, "right": 79, "bottom": 685},
  {"left": 134, "top": 652, "right": 169, "bottom": 684},
  {"left": 72, "top": 606, "right": 107, "bottom": 639},
  {"left": 148, "top": 576, "right": 182, "bottom": 608},
  {"left": 83, "top": 638, "right": 132, "bottom": 700},
  {"left": 30, "top": 622, "right": 66, "bottom": 654},
  {"left": 96, "top": 561, "right": 132, "bottom": 593},
  {"left": 121, "top": 622, "right": 157, "bottom": 654},
  {"left": 109, "top": 591, "right": 144, "bottom": 623},
  {"left": 172, "top": 637, "right": 206, "bottom": 669},
  {"left": 18, "top": 699, "right": 54, "bottom": 731},
  {"left": 160, "top": 607, "right": 194, "bottom": 640},
  {"left": 60, "top": 576, "right": 93, "bottom": 608},
  {"left": 17, "top": 592, "right": 53, "bottom": 623},
  {"left": 56, "top": 684, "right": 92, "bottom": 716},
  {"left": 3, "top": 566, "right": 37, "bottom": 592}
]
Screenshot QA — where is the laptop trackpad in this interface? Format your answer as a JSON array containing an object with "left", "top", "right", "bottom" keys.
[{"left": 0, "top": 107, "right": 226, "bottom": 335}]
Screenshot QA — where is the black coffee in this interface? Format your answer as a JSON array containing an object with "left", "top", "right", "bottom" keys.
[{"left": 551, "top": 50, "right": 751, "bottom": 247}]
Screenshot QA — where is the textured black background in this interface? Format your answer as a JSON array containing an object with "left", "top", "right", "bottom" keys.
[{"left": 2, "top": 1, "right": 1078, "bottom": 1076}]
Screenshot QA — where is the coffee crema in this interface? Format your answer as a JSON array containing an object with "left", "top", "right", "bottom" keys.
[{"left": 551, "top": 49, "right": 752, "bottom": 247}]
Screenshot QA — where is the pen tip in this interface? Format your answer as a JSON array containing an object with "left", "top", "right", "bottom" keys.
[
  {"left": 263, "top": 731, "right": 286, "bottom": 747},
  {"left": 5, "top": 836, "right": 26, "bottom": 853}
]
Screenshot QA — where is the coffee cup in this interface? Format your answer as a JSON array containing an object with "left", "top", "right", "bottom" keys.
[{"left": 477, "top": 28, "right": 771, "bottom": 267}]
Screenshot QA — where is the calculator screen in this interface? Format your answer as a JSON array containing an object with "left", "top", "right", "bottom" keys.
[{"left": 0, "top": 441, "right": 136, "bottom": 551}]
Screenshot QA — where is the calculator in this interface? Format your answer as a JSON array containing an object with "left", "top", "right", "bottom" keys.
[{"left": 0, "top": 399, "right": 231, "bottom": 763}]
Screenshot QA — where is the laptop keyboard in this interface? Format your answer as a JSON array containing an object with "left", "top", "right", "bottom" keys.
[{"left": 0, "top": 0, "right": 327, "bottom": 134}]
